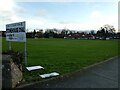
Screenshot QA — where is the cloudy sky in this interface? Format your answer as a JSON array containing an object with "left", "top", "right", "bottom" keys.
[{"left": 0, "top": 0, "right": 119, "bottom": 32}]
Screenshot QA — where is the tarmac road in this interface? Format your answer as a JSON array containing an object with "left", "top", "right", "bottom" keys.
[{"left": 22, "top": 57, "right": 119, "bottom": 88}]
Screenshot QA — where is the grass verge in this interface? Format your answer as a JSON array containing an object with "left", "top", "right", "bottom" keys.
[{"left": 2, "top": 38, "right": 118, "bottom": 83}]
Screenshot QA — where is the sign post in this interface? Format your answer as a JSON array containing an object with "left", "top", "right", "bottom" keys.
[
  {"left": 6, "top": 21, "right": 27, "bottom": 66},
  {"left": 24, "top": 42, "right": 27, "bottom": 66},
  {"left": 8, "top": 41, "right": 11, "bottom": 50}
]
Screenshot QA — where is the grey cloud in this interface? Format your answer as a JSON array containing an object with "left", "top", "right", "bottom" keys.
[
  {"left": 59, "top": 21, "right": 78, "bottom": 24},
  {"left": 59, "top": 21, "right": 70, "bottom": 24},
  {"left": 15, "top": 7, "right": 26, "bottom": 14},
  {"left": 34, "top": 9, "right": 48, "bottom": 17},
  {"left": 0, "top": 11, "right": 13, "bottom": 22},
  {"left": 0, "top": 16, "right": 13, "bottom": 22}
]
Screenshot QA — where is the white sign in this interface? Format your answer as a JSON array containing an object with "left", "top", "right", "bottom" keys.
[
  {"left": 40, "top": 72, "right": 59, "bottom": 78},
  {"left": 26, "top": 66, "right": 44, "bottom": 71},
  {"left": 6, "top": 21, "right": 26, "bottom": 42}
]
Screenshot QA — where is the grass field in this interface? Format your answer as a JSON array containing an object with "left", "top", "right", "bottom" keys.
[{"left": 2, "top": 38, "right": 118, "bottom": 81}]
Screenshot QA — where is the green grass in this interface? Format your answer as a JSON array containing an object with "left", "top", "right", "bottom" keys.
[{"left": 2, "top": 38, "right": 118, "bottom": 82}]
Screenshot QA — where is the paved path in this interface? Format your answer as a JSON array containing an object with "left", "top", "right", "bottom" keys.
[{"left": 23, "top": 57, "right": 119, "bottom": 88}]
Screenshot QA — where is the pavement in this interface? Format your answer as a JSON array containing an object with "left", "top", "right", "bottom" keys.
[{"left": 21, "top": 57, "right": 119, "bottom": 88}]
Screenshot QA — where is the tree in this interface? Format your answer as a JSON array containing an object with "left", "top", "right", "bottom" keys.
[
  {"left": 90, "top": 30, "right": 95, "bottom": 35},
  {"left": 44, "top": 29, "right": 55, "bottom": 38},
  {"left": 97, "top": 24, "right": 116, "bottom": 39},
  {"left": 103, "top": 24, "right": 116, "bottom": 38},
  {"left": 104, "top": 24, "right": 115, "bottom": 33},
  {"left": 33, "top": 29, "right": 36, "bottom": 38},
  {"left": 37, "top": 29, "right": 43, "bottom": 38},
  {"left": 101, "top": 27, "right": 106, "bottom": 39}
]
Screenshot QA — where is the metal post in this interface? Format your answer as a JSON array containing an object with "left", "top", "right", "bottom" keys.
[
  {"left": 8, "top": 41, "right": 11, "bottom": 50},
  {"left": 24, "top": 42, "right": 27, "bottom": 66}
]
